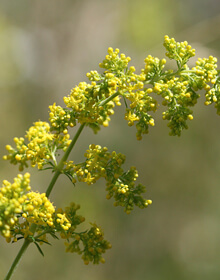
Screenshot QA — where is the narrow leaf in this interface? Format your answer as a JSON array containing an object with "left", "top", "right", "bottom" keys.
[
  {"left": 49, "top": 232, "right": 59, "bottom": 240},
  {"left": 34, "top": 242, "right": 45, "bottom": 257},
  {"left": 35, "top": 239, "right": 52, "bottom": 246}
]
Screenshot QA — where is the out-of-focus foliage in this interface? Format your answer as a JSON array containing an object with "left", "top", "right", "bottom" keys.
[{"left": 1, "top": 0, "right": 220, "bottom": 279}]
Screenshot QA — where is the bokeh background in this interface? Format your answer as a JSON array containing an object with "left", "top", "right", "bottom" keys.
[{"left": 1, "top": 0, "right": 220, "bottom": 279}]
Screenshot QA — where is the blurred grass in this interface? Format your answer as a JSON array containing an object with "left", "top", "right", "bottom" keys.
[{"left": 1, "top": 0, "right": 220, "bottom": 279}]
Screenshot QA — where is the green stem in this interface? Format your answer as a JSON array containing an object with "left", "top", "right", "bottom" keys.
[
  {"left": 60, "top": 123, "right": 86, "bottom": 164},
  {"left": 45, "top": 170, "right": 61, "bottom": 198},
  {"left": 46, "top": 123, "right": 85, "bottom": 198},
  {"left": 149, "top": 69, "right": 197, "bottom": 85},
  {"left": 99, "top": 91, "right": 120, "bottom": 106},
  {"left": 4, "top": 239, "right": 31, "bottom": 280}
]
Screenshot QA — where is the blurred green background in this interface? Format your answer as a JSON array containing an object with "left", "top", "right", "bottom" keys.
[{"left": 1, "top": 0, "right": 220, "bottom": 279}]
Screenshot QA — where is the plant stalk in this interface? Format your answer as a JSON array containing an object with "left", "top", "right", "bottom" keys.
[
  {"left": 46, "top": 123, "right": 85, "bottom": 197},
  {"left": 4, "top": 239, "right": 31, "bottom": 280}
]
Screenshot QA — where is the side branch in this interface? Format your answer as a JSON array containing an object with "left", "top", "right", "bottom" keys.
[{"left": 46, "top": 123, "right": 86, "bottom": 197}]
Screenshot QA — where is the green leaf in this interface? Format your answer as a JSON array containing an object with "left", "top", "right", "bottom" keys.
[
  {"left": 34, "top": 242, "right": 45, "bottom": 257},
  {"left": 49, "top": 232, "right": 59, "bottom": 240},
  {"left": 35, "top": 238, "right": 52, "bottom": 246}
]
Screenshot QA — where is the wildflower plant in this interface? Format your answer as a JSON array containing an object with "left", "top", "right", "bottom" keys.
[{"left": 1, "top": 35, "right": 220, "bottom": 279}]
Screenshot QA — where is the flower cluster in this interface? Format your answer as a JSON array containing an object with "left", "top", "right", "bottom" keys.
[
  {"left": 0, "top": 173, "right": 62, "bottom": 242},
  {"left": 62, "top": 46, "right": 134, "bottom": 133},
  {"left": 124, "top": 89, "right": 157, "bottom": 139},
  {"left": 192, "top": 56, "right": 220, "bottom": 114},
  {"left": 142, "top": 55, "right": 167, "bottom": 83},
  {"left": 62, "top": 47, "right": 158, "bottom": 137},
  {"left": 0, "top": 173, "right": 70, "bottom": 242},
  {"left": 205, "top": 78, "right": 220, "bottom": 114},
  {"left": 65, "top": 223, "right": 112, "bottom": 265},
  {"left": 22, "top": 191, "right": 55, "bottom": 228},
  {"left": 193, "top": 56, "right": 218, "bottom": 86},
  {"left": 63, "top": 144, "right": 125, "bottom": 185},
  {"left": 3, "top": 121, "right": 71, "bottom": 170},
  {"left": 163, "top": 35, "right": 195, "bottom": 68},
  {"left": 0, "top": 173, "right": 111, "bottom": 261},
  {"left": 63, "top": 144, "right": 152, "bottom": 214},
  {"left": 0, "top": 173, "right": 31, "bottom": 241},
  {"left": 136, "top": 36, "right": 219, "bottom": 136},
  {"left": 152, "top": 77, "right": 198, "bottom": 136},
  {"left": 106, "top": 166, "right": 152, "bottom": 214},
  {"left": 56, "top": 202, "right": 85, "bottom": 238},
  {"left": 49, "top": 103, "right": 76, "bottom": 134},
  {"left": 99, "top": 47, "right": 131, "bottom": 72}
]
